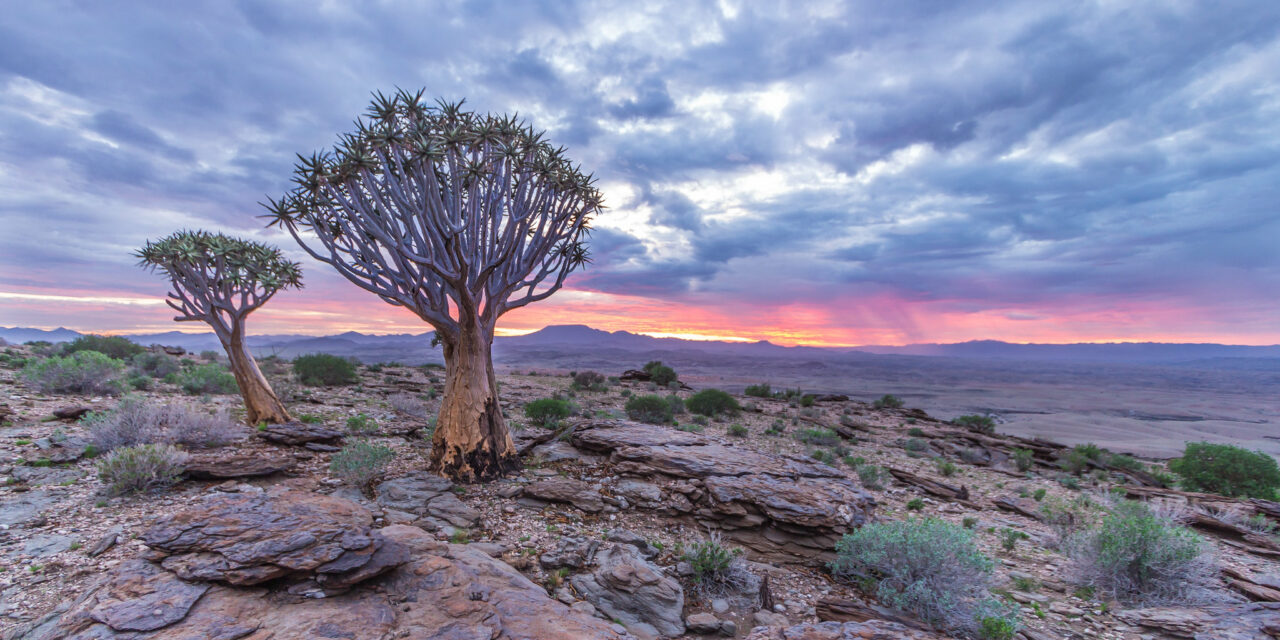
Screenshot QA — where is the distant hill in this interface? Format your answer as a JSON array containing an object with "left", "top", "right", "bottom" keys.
[{"left": 3, "top": 324, "right": 1278, "bottom": 367}]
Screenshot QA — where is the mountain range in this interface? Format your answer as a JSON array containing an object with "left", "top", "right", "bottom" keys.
[{"left": 3, "top": 324, "right": 1279, "bottom": 367}]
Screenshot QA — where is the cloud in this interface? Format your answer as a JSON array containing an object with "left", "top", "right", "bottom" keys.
[{"left": 0, "top": 0, "right": 1277, "bottom": 344}]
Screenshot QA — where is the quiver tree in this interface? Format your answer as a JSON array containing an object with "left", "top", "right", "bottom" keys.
[
  {"left": 264, "top": 91, "right": 602, "bottom": 482},
  {"left": 137, "top": 230, "right": 302, "bottom": 424}
]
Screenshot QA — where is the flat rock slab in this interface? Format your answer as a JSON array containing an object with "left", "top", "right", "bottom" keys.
[
  {"left": 0, "top": 489, "right": 61, "bottom": 528},
  {"left": 15, "top": 525, "right": 634, "bottom": 640},
  {"left": 571, "top": 543, "right": 684, "bottom": 640},
  {"left": 523, "top": 476, "right": 606, "bottom": 513},
  {"left": 141, "top": 487, "right": 405, "bottom": 590},
  {"left": 1117, "top": 602, "right": 1280, "bottom": 639},
  {"left": 183, "top": 453, "right": 296, "bottom": 480},
  {"left": 745, "top": 619, "right": 944, "bottom": 639},
  {"left": 12, "top": 466, "right": 83, "bottom": 487},
  {"left": 9, "top": 534, "right": 75, "bottom": 559},
  {"left": 257, "top": 422, "right": 343, "bottom": 446},
  {"left": 563, "top": 419, "right": 876, "bottom": 561},
  {"left": 374, "top": 473, "right": 481, "bottom": 528}
]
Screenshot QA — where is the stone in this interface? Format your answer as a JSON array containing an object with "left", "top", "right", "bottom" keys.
[
  {"left": 141, "top": 487, "right": 407, "bottom": 590},
  {"left": 10, "top": 534, "right": 74, "bottom": 559},
  {"left": 88, "top": 527, "right": 123, "bottom": 557},
  {"left": 1116, "top": 602, "right": 1280, "bottom": 639},
  {"left": 540, "top": 536, "right": 599, "bottom": 570},
  {"left": 257, "top": 422, "right": 343, "bottom": 446},
  {"left": 686, "top": 612, "right": 721, "bottom": 634},
  {"left": 87, "top": 559, "right": 210, "bottom": 632},
  {"left": 606, "top": 528, "right": 659, "bottom": 558},
  {"left": 33, "top": 436, "right": 90, "bottom": 463},
  {"left": 424, "top": 492, "right": 482, "bottom": 528},
  {"left": 571, "top": 542, "right": 685, "bottom": 639},
  {"left": 1049, "top": 601, "right": 1084, "bottom": 617},
  {"left": 0, "top": 489, "right": 60, "bottom": 528},
  {"left": 531, "top": 440, "right": 602, "bottom": 463},
  {"left": 373, "top": 473, "right": 481, "bottom": 528},
  {"left": 523, "top": 476, "right": 606, "bottom": 513},
  {"left": 12, "top": 466, "right": 83, "bottom": 487},
  {"left": 182, "top": 453, "right": 295, "bottom": 480},
  {"left": 744, "top": 619, "right": 945, "bottom": 639},
  {"left": 52, "top": 406, "right": 92, "bottom": 421},
  {"left": 564, "top": 420, "right": 877, "bottom": 561}
]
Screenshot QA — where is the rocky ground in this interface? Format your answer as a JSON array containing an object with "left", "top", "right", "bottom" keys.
[{"left": 1, "top": 344, "right": 1279, "bottom": 639}]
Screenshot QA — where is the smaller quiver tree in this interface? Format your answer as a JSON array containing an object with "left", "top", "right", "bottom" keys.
[{"left": 137, "top": 231, "right": 302, "bottom": 424}]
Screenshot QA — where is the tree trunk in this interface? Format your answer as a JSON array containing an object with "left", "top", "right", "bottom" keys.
[
  {"left": 429, "top": 320, "right": 519, "bottom": 482},
  {"left": 224, "top": 332, "right": 291, "bottom": 425}
]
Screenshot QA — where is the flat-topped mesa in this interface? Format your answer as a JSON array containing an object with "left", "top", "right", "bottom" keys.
[{"left": 565, "top": 419, "right": 877, "bottom": 562}]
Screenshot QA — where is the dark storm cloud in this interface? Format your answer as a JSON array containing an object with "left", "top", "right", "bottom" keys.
[{"left": 0, "top": 0, "right": 1278, "bottom": 338}]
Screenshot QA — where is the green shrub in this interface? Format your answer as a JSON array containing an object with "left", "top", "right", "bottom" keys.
[
  {"left": 811, "top": 449, "right": 834, "bottom": 464},
  {"left": 1033, "top": 488, "right": 1047, "bottom": 502},
  {"left": 625, "top": 395, "right": 673, "bottom": 424},
  {"left": 858, "top": 464, "right": 888, "bottom": 490},
  {"left": 642, "top": 361, "right": 678, "bottom": 386},
  {"left": 906, "top": 497, "right": 924, "bottom": 511},
  {"left": 63, "top": 334, "right": 144, "bottom": 360},
  {"left": 346, "top": 413, "right": 377, "bottom": 433},
  {"left": 666, "top": 393, "right": 685, "bottom": 415},
  {"left": 727, "top": 423, "right": 748, "bottom": 438},
  {"left": 952, "top": 414, "right": 996, "bottom": 435},
  {"left": 1011, "top": 449, "right": 1034, "bottom": 472},
  {"left": 298, "top": 413, "right": 324, "bottom": 424},
  {"left": 799, "top": 395, "right": 815, "bottom": 408},
  {"left": 796, "top": 427, "right": 839, "bottom": 446},
  {"left": 904, "top": 437, "right": 928, "bottom": 453},
  {"left": 329, "top": 440, "right": 396, "bottom": 492},
  {"left": 873, "top": 394, "right": 903, "bottom": 409},
  {"left": 23, "top": 350, "right": 125, "bottom": 395},
  {"left": 129, "top": 352, "right": 181, "bottom": 378},
  {"left": 571, "top": 370, "right": 605, "bottom": 390},
  {"left": 1168, "top": 441, "right": 1280, "bottom": 499},
  {"left": 907, "top": 427, "right": 925, "bottom": 437},
  {"left": 937, "top": 460, "right": 958, "bottom": 477},
  {"left": 831, "top": 518, "right": 1012, "bottom": 635},
  {"left": 1105, "top": 453, "right": 1144, "bottom": 472},
  {"left": 293, "top": 353, "right": 358, "bottom": 386},
  {"left": 1066, "top": 499, "right": 1218, "bottom": 605},
  {"left": 524, "top": 397, "right": 573, "bottom": 428},
  {"left": 683, "top": 534, "right": 758, "bottom": 598},
  {"left": 166, "top": 363, "right": 238, "bottom": 395},
  {"left": 743, "top": 383, "right": 772, "bottom": 398},
  {"left": 999, "top": 528, "right": 1028, "bottom": 551},
  {"left": 686, "top": 389, "right": 740, "bottom": 417},
  {"left": 96, "top": 444, "right": 188, "bottom": 495}
]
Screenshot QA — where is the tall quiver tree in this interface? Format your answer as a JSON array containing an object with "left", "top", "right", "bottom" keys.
[
  {"left": 264, "top": 91, "right": 602, "bottom": 482},
  {"left": 137, "top": 231, "right": 302, "bottom": 424}
]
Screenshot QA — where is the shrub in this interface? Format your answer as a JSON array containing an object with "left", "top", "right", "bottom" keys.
[
  {"left": 626, "top": 395, "right": 673, "bottom": 424},
  {"left": 571, "top": 370, "right": 606, "bottom": 390},
  {"left": 999, "top": 528, "right": 1028, "bottom": 551},
  {"left": 167, "top": 363, "right": 238, "bottom": 395},
  {"left": 329, "top": 440, "right": 396, "bottom": 492},
  {"left": 858, "top": 464, "right": 888, "bottom": 490},
  {"left": 744, "top": 383, "right": 772, "bottom": 398},
  {"left": 524, "top": 397, "right": 572, "bottom": 428},
  {"left": 683, "top": 534, "right": 759, "bottom": 599},
  {"left": 346, "top": 413, "right": 377, "bottom": 433},
  {"left": 873, "top": 394, "right": 903, "bottom": 409},
  {"left": 96, "top": 444, "right": 188, "bottom": 495},
  {"left": 63, "top": 334, "right": 144, "bottom": 360},
  {"left": 937, "top": 460, "right": 958, "bottom": 477},
  {"left": 811, "top": 449, "right": 834, "bottom": 464},
  {"left": 727, "top": 423, "right": 748, "bottom": 438},
  {"left": 686, "top": 389, "right": 740, "bottom": 417},
  {"left": 200, "top": 350, "right": 221, "bottom": 361},
  {"left": 1105, "top": 453, "right": 1144, "bottom": 472},
  {"left": 952, "top": 414, "right": 995, "bottom": 435},
  {"left": 293, "top": 353, "right": 359, "bottom": 386},
  {"left": 1168, "top": 442, "right": 1280, "bottom": 499},
  {"left": 388, "top": 393, "right": 429, "bottom": 420},
  {"left": 22, "top": 351, "right": 125, "bottom": 395},
  {"left": 907, "top": 427, "right": 925, "bottom": 437},
  {"left": 799, "top": 395, "right": 815, "bottom": 408},
  {"left": 666, "top": 393, "right": 685, "bottom": 415},
  {"left": 1011, "top": 449, "right": 1034, "bottom": 472},
  {"left": 831, "top": 518, "right": 1010, "bottom": 634},
  {"left": 642, "top": 361, "right": 678, "bottom": 386},
  {"left": 904, "top": 438, "right": 928, "bottom": 453},
  {"left": 84, "top": 396, "right": 242, "bottom": 451},
  {"left": 129, "top": 352, "right": 181, "bottom": 378},
  {"left": 1066, "top": 499, "right": 1220, "bottom": 605},
  {"left": 906, "top": 497, "right": 924, "bottom": 511},
  {"left": 1032, "top": 488, "right": 1047, "bottom": 502},
  {"left": 796, "top": 427, "right": 839, "bottom": 446}
]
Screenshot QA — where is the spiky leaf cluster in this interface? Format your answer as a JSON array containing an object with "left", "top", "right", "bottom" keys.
[
  {"left": 137, "top": 230, "right": 302, "bottom": 336},
  {"left": 263, "top": 90, "right": 603, "bottom": 339}
]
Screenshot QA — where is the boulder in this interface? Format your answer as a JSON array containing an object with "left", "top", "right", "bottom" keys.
[
  {"left": 140, "top": 487, "right": 407, "bottom": 591},
  {"left": 257, "top": 422, "right": 343, "bottom": 446},
  {"left": 571, "top": 543, "right": 685, "bottom": 639},
  {"left": 565, "top": 420, "right": 877, "bottom": 561},
  {"left": 12, "top": 525, "right": 633, "bottom": 640},
  {"left": 182, "top": 453, "right": 295, "bottom": 480},
  {"left": 373, "top": 473, "right": 481, "bottom": 528},
  {"left": 51, "top": 406, "right": 92, "bottom": 421},
  {"left": 523, "top": 476, "right": 606, "bottom": 513}
]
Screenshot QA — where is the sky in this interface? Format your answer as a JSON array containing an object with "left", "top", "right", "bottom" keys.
[{"left": 1, "top": 1, "right": 1278, "bottom": 346}]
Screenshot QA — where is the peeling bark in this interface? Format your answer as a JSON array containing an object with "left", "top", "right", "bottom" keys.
[
  {"left": 428, "top": 322, "right": 519, "bottom": 482},
  {"left": 225, "top": 333, "right": 291, "bottom": 425}
]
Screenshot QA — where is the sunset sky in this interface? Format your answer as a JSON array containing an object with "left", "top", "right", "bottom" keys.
[{"left": 2, "top": 1, "right": 1278, "bottom": 346}]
